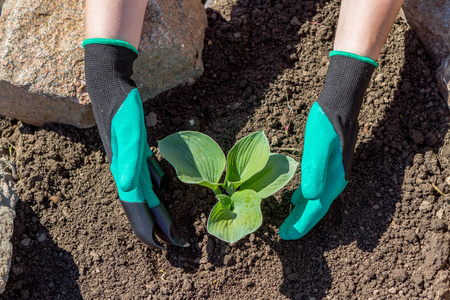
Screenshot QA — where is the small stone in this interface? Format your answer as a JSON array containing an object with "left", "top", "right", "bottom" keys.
[
  {"left": 392, "top": 268, "right": 407, "bottom": 282},
  {"left": 38, "top": 233, "right": 46, "bottom": 242},
  {"left": 317, "top": 66, "right": 328, "bottom": 77},
  {"left": 290, "top": 16, "right": 301, "bottom": 26},
  {"left": 145, "top": 112, "right": 158, "bottom": 127},
  {"left": 388, "top": 287, "right": 397, "bottom": 294},
  {"left": 49, "top": 195, "right": 59, "bottom": 204},
  {"left": 21, "top": 238, "right": 31, "bottom": 247},
  {"left": 233, "top": 32, "right": 241, "bottom": 38},
  {"left": 373, "top": 290, "right": 379, "bottom": 295},
  {"left": 419, "top": 200, "right": 432, "bottom": 212},
  {"left": 373, "top": 204, "right": 380, "bottom": 210},
  {"left": 405, "top": 230, "right": 417, "bottom": 243},
  {"left": 49, "top": 282, "right": 55, "bottom": 288},
  {"left": 271, "top": 136, "right": 281, "bottom": 146},
  {"left": 90, "top": 251, "right": 100, "bottom": 262},
  {"left": 181, "top": 279, "right": 193, "bottom": 291},
  {"left": 232, "top": 102, "right": 241, "bottom": 110},
  {"left": 436, "top": 208, "right": 444, "bottom": 220}
]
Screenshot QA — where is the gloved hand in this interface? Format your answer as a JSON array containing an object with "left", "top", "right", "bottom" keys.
[
  {"left": 83, "top": 39, "right": 188, "bottom": 249},
  {"left": 279, "top": 51, "right": 377, "bottom": 240}
]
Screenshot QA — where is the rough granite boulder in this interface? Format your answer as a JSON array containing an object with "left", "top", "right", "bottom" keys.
[
  {"left": 0, "top": 156, "right": 19, "bottom": 294},
  {"left": 0, "top": 0, "right": 207, "bottom": 128},
  {"left": 401, "top": 0, "right": 450, "bottom": 108}
]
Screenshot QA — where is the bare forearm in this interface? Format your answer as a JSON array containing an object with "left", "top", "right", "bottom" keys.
[
  {"left": 334, "top": 0, "right": 404, "bottom": 60},
  {"left": 85, "top": 0, "right": 148, "bottom": 50}
]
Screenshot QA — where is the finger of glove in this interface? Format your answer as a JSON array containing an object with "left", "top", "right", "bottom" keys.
[
  {"left": 279, "top": 198, "right": 308, "bottom": 240},
  {"left": 116, "top": 183, "right": 145, "bottom": 203},
  {"left": 290, "top": 185, "right": 307, "bottom": 206},
  {"left": 281, "top": 138, "right": 348, "bottom": 240},
  {"left": 140, "top": 154, "right": 161, "bottom": 209},
  {"left": 110, "top": 89, "right": 145, "bottom": 192},
  {"left": 280, "top": 178, "right": 346, "bottom": 240},
  {"left": 301, "top": 102, "right": 339, "bottom": 200}
]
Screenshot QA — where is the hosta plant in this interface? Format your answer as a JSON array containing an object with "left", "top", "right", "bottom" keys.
[{"left": 158, "top": 131, "right": 298, "bottom": 243}]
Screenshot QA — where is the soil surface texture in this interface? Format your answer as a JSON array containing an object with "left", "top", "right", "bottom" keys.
[{"left": 1, "top": 0, "right": 450, "bottom": 299}]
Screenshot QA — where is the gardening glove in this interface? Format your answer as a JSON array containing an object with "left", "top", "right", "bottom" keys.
[
  {"left": 279, "top": 51, "right": 377, "bottom": 240},
  {"left": 83, "top": 38, "right": 188, "bottom": 249}
]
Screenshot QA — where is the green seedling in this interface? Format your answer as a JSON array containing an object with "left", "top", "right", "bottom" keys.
[{"left": 159, "top": 131, "right": 298, "bottom": 243}]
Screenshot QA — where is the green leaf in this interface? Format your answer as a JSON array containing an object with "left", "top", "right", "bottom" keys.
[
  {"left": 207, "top": 190, "right": 263, "bottom": 243},
  {"left": 240, "top": 153, "right": 299, "bottom": 198},
  {"left": 158, "top": 131, "right": 226, "bottom": 190},
  {"left": 224, "top": 131, "right": 270, "bottom": 190}
]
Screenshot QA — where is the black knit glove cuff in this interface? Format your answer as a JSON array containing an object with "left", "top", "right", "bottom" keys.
[{"left": 316, "top": 54, "right": 376, "bottom": 178}]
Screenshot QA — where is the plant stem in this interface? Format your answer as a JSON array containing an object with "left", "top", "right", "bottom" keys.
[
  {"left": 212, "top": 186, "right": 221, "bottom": 195},
  {"left": 224, "top": 181, "right": 236, "bottom": 195}
]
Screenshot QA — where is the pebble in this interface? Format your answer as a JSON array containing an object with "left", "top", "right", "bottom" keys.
[
  {"left": 388, "top": 287, "right": 397, "bottom": 294},
  {"left": 38, "top": 233, "right": 46, "bottom": 242},
  {"left": 271, "top": 136, "right": 281, "bottom": 146},
  {"left": 419, "top": 200, "right": 432, "bottom": 212},
  {"left": 181, "top": 279, "right": 193, "bottom": 291},
  {"left": 290, "top": 17, "right": 301, "bottom": 26},
  {"left": 21, "top": 238, "right": 31, "bottom": 247},
  {"left": 145, "top": 112, "right": 158, "bottom": 127},
  {"left": 49, "top": 196, "right": 59, "bottom": 204},
  {"left": 392, "top": 268, "right": 407, "bottom": 282}
]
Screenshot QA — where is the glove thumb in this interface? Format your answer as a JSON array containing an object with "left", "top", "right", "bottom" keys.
[{"left": 301, "top": 102, "right": 340, "bottom": 199}]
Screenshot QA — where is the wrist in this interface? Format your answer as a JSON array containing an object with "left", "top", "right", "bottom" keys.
[
  {"left": 317, "top": 52, "right": 376, "bottom": 123},
  {"left": 315, "top": 52, "right": 377, "bottom": 179}
]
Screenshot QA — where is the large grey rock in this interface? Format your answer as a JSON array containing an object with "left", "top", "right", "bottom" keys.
[
  {"left": 0, "top": 157, "right": 19, "bottom": 294},
  {"left": 402, "top": 0, "right": 450, "bottom": 108},
  {"left": 0, "top": 0, "right": 207, "bottom": 128}
]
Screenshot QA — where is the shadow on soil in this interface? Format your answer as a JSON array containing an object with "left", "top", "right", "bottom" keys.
[{"left": 0, "top": 200, "right": 81, "bottom": 300}]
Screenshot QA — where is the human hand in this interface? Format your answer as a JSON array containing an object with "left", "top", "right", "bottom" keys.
[
  {"left": 279, "top": 52, "right": 377, "bottom": 240},
  {"left": 279, "top": 102, "right": 348, "bottom": 239},
  {"left": 84, "top": 40, "right": 188, "bottom": 249}
]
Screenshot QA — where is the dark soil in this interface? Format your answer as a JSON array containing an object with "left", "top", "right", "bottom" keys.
[{"left": 1, "top": 0, "right": 450, "bottom": 299}]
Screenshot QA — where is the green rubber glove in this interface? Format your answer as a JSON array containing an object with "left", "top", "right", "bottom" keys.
[
  {"left": 109, "top": 88, "right": 160, "bottom": 208},
  {"left": 83, "top": 38, "right": 160, "bottom": 209},
  {"left": 279, "top": 102, "right": 348, "bottom": 239},
  {"left": 279, "top": 51, "right": 377, "bottom": 240},
  {"left": 85, "top": 39, "right": 189, "bottom": 249}
]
